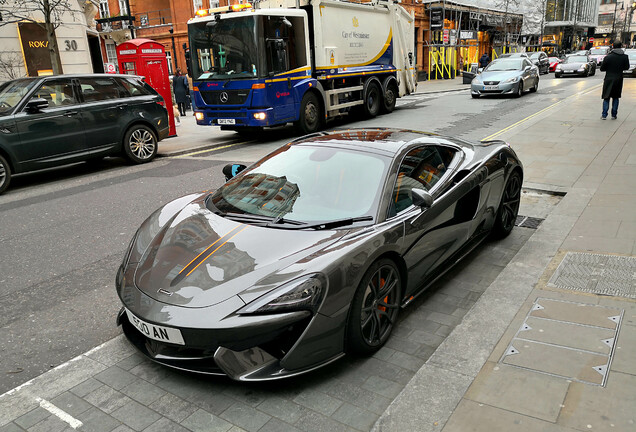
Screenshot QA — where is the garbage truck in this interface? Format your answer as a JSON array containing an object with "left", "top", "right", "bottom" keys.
[{"left": 187, "top": 0, "right": 416, "bottom": 134}]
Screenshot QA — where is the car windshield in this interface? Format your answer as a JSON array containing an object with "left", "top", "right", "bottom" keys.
[
  {"left": 590, "top": 48, "right": 607, "bottom": 55},
  {"left": 0, "top": 79, "right": 36, "bottom": 116},
  {"left": 529, "top": 53, "right": 541, "bottom": 58},
  {"left": 189, "top": 15, "right": 259, "bottom": 80},
  {"left": 565, "top": 56, "right": 587, "bottom": 63},
  {"left": 208, "top": 145, "right": 389, "bottom": 223},
  {"left": 484, "top": 59, "right": 523, "bottom": 71}
]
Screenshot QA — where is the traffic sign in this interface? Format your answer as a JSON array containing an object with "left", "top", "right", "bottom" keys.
[
  {"left": 589, "top": 37, "right": 595, "bottom": 43},
  {"left": 106, "top": 63, "right": 116, "bottom": 73}
]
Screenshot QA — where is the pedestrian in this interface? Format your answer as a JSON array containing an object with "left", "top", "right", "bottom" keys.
[
  {"left": 600, "top": 41, "right": 630, "bottom": 120},
  {"left": 479, "top": 52, "right": 490, "bottom": 68},
  {"left": 172, "top": 69, "right": 188, "bottom": 117}
]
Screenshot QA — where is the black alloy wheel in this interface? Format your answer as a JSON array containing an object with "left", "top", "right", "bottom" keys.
[
  {"left": 0, "top": 154, "right": 11, "bottom": 194},
  {"left": 363, "top": 82, "right": 381, "bottom": 118},
  {"left": 381, "top": 83, "right": 398, "bottom": 113},
  {"left": 296, "top": 92, "right": 321, "bottom": 134},
  {"left": 123, "top": 125, "right": 158, "bottom": 164},
  {"left": 492, "top": 170, "right": 522, "bottom": 239},
  {"left": 347, "top": 259, "right": 401, "bottom": 355}
]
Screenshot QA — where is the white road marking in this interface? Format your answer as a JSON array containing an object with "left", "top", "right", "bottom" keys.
[{"left": 35, "top": 397, "right": 83, "bottom": 429}]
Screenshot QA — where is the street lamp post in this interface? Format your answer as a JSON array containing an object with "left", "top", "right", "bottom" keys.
[{"left": 611, "top": 0, "right": 622, "bottom": 42}]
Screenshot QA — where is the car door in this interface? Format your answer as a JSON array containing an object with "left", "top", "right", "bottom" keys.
[
  {"left": 13, "top": 78, "right": 87, "bottom": 170},
  {"left": 387, "top": 145, "right": 478, "bottom": 296},
  {"left": 78, "top": 77, "right": 128, "bottom": 154}
]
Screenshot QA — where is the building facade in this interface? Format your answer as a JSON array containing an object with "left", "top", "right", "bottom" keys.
[
  {"left": 543, "top": 0, "right": 600, "bottom": 51},
  {"left": 595, "top": 0, "right": 636, "bottom": 47},
  {"left": 0, "top": 0, "right": 103, "bottom": 82}
]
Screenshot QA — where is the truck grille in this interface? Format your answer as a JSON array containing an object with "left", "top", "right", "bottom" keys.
[{"left": 200, "top": 90, "right": 250, "bottom": 105}]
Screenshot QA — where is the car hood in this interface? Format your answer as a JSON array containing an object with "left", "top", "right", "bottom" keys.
[
  {"left": 559, "top": 62, "right": 585, "bottom": 70},
  {"left": 133, "top": 198, "right": 346, "bottom": 308},
  {"left": 478, "top": 70, "right": 522, "bottom": 82}
]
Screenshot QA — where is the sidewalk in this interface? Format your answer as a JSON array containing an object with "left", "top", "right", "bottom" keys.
[
  {"left": 157, "top": 77, "right": 469, "bottom": 157},
  {"left": 375, "top": 81, "right": 636, "bottom": 431}
]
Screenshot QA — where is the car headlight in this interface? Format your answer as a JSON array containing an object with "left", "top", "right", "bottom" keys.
[
  {"left": 556, "top": 65, "right": 562, "bottom": 70},
  {"left": 472, "top": 76, "right": 482, "bottom": 85},
  {"left": 239, "top": 273, "right": 327, "bottom": 314},
  {"left": 578, "top": 66, "right": 586, "bottom": 71},
  {"left": 504, "top": 76, "right": 520, "bottom": 83}
]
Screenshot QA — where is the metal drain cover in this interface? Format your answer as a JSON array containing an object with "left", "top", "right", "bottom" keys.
[
  {"left": 548, "top": 252, "right": 636, "bottom": 299},
  {"left": 500, "top": 298, "right": 623, "bottom": 386}
]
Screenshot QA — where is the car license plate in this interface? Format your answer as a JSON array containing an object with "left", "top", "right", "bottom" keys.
[
  {"left": 125, "top": 309, "right": 185, "bottom": 345},
  {"left": 218, "top": 119, "right": 235, "bottom": 125},
  {"left": 483, "top": 85, "right": 498, "bottom": 90}
]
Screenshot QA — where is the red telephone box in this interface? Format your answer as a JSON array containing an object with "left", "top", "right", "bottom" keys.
[{"left": 117, "top": 38, "right": 176, "bottom": 136}]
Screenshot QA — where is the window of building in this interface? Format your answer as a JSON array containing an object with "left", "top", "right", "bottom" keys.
[
  {"left": 105, "top": 43, "right": 117, "bottom": 65},
  {"left": 98, "top": 0, "right": 109, "bottom": 18},
  {"left": 193, "top": 0, "right": 203, "bottom": 12},
  {"left": 118, "top": 0, "right": 128, "bottom": 15}
]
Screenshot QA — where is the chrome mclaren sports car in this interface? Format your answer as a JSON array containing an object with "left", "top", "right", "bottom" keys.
[{"left": 116, "top": 129, "right": 523, "bottom": 381}]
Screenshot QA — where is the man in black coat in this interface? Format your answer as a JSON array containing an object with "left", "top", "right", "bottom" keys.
[
  {"left": 600, "top": 41, "right": 630, "bottom": 119},
  {"left": 172, "top": 70, "right": 189, "bottom": 117},
  {"left": 479, "top": 53, "right": 491, "bottom": 68}
]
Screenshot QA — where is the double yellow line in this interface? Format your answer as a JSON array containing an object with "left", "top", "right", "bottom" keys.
[{"left": 482, "top": 83, "right": 602, "bottom": 141}]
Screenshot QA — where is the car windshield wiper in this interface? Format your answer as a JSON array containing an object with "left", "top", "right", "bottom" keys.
[
  {"left": 281, "top": 216, "right": 374, "bottom": 230},
  {"left": 222, "top": 212, "right": 304, "bottom": 226}
]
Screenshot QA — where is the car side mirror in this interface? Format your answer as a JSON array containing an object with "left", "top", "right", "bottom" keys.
[
  {"left": 411, "top": 188, "right": 433, "bottom": 208},
  {"left": 524, "top": 65, "right": 532, "bottom": 71},
  {"left": 26, "top": 98, "right": 49, "bottom": 114},
  {"left": 222, "top": 163, "right": 247, "bottom": 181}
]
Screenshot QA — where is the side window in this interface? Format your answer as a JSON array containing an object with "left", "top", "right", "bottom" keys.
[
  {"left": 29, "top": 79, "right": 77, "bottom": 108},
  {"left": 389, "top": 146, "right": 457, "bottom": 216},
  {"left": 78, "top": 78, "right": 124, "bottom": 102},
  {"left": 118, "top": 78, "right": 153, "bottom": 97}
]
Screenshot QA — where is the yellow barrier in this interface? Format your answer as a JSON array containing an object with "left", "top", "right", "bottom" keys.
[{"left": 428, "top": 47, "right": 456, "bottom": 80}]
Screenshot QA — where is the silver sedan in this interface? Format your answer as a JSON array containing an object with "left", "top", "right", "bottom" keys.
[{"left": 471, "top": 57, "right": 540, "bottom": 98}]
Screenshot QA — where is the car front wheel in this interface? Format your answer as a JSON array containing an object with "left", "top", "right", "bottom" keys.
[
  {"left": 347, "top": 259, "right": 401, "bottom": 355},
  {"left": 123, "top": 125, "right": 158, "bottom": 164},
  {"left": 492, "top": 170, "right": 522, "bottom": 239},
  {"left": 296, "top": 92, "right": 321, "bottom": 134},
  {"left": 515, "top": 82, "right": 523, "bottom": 97},
  {"left": 0, "top": 154, "right": 11, "bottom": 194}
]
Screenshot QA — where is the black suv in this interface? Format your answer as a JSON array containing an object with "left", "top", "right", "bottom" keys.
[{"left": 0, "top": 74, "right": 169, "bottom": 194}]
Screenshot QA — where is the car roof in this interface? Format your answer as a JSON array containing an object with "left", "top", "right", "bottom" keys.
[
  {"left": 289, "top": 128, "right": 475, "bottom": 157},
  {"left": 6, "top": 74, "right": 143, "bottom": 83}
]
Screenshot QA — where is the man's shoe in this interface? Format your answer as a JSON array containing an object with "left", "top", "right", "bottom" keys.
[
  {"left": 611, "top": 116, "right": 617, "bottom": 120},
  {"left": 601, "top": 116, "right": 607, "bottom": 120}
]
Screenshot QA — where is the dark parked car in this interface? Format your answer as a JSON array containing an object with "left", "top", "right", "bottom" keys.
[
  {"left": 555, "top": 55, "right": 596, "bottom": 77},
  {"left": 529, "top": 52, "right": 550, "bottom": 74},
  {"left": 0, "top": 74, "right": 169, "bottom": 194},
  {"left": 116, "top": 128, "right": 523, "bottom": 381}
]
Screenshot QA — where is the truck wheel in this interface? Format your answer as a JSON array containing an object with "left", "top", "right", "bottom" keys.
[
  {"left": 0, "top": 155, "right": 11, "bottom": 195},
  {"left": 381, "top": 83, "right": 398, "bottom": 113},
  {"left": 123, "top": 125, "right": 158, "bottom": 164},
  {"left": 296, "top": 93, "right": 321, "bottom": 134},
  {"left": 364, "top": 82, "right": 381, "bottom": 118}
]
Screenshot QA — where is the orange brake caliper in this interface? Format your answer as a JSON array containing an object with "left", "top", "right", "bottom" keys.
[{"left": 378, "top": 278, "right": 387, "bottom": 312}]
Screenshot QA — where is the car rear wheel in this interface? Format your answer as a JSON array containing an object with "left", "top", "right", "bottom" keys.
[
  {"left": 123, "top": 125, "right": 158, "bottom": 164},
  {"left": 492, "top": 170, "right": 522, "bottom": 239},
  {"left": 347, "top": 259, "right": 401, "bottom": 355},
  {"left": 0, "top": 155, "right": 11, "bottom": 195}
]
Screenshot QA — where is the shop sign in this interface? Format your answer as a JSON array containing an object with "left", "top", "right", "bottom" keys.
[
  {"left": 119, "top": 49, "right": 137, "bottom": 55},
  {"left": 460, "top": 30, "right": 477, "bottom": 40},
  {"left": 141, "top": 48, "right": 163, "bottom": 54},
  {"left": 18, "top": 22, "right": 54, "bottom": 76},
  {"left": 430, "top": 8, "right": 443, "bottom": 29}
]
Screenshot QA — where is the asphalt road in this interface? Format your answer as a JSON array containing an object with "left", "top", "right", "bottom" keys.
[{"left": 0, "top": 72, "right": 605, "bottom": 394}]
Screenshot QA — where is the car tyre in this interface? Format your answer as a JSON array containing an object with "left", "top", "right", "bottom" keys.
[
  {"left": 515, "top": 82, "right": 523, "bottom": 97},
  {"left": 296, "top": 92, "right": 322, "bottom": 134},
  {"left": 555, "top": 73, "right": 561, "bottom": 78},
  {"left": 0, "top": 154, "right": 11, "bottom": 195},
  {"left": 346, "top": 258, "right": 401, "bottom": 355},
  {"left": 492, "top": 170, "right": 522, "bottom": 239},
  {"left": 530, "top": 80, "right": 538, "bottom": 93},
  {"left": 123, "top": 125, "right": 158, "bottom": 164},
  {"left": 363, "top": 81, "right": 382, "bottom": 118},
  {"left": 381, "top": 82, "right": 398, "bottom": 113}
]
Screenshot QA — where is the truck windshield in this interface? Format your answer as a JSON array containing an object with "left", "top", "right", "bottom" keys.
[
  {"left": 0, "top": 79, "right": 36, "bottom": 117},
  {"left": 189, "top": 16, "right": 259, "bottom": 80}
]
